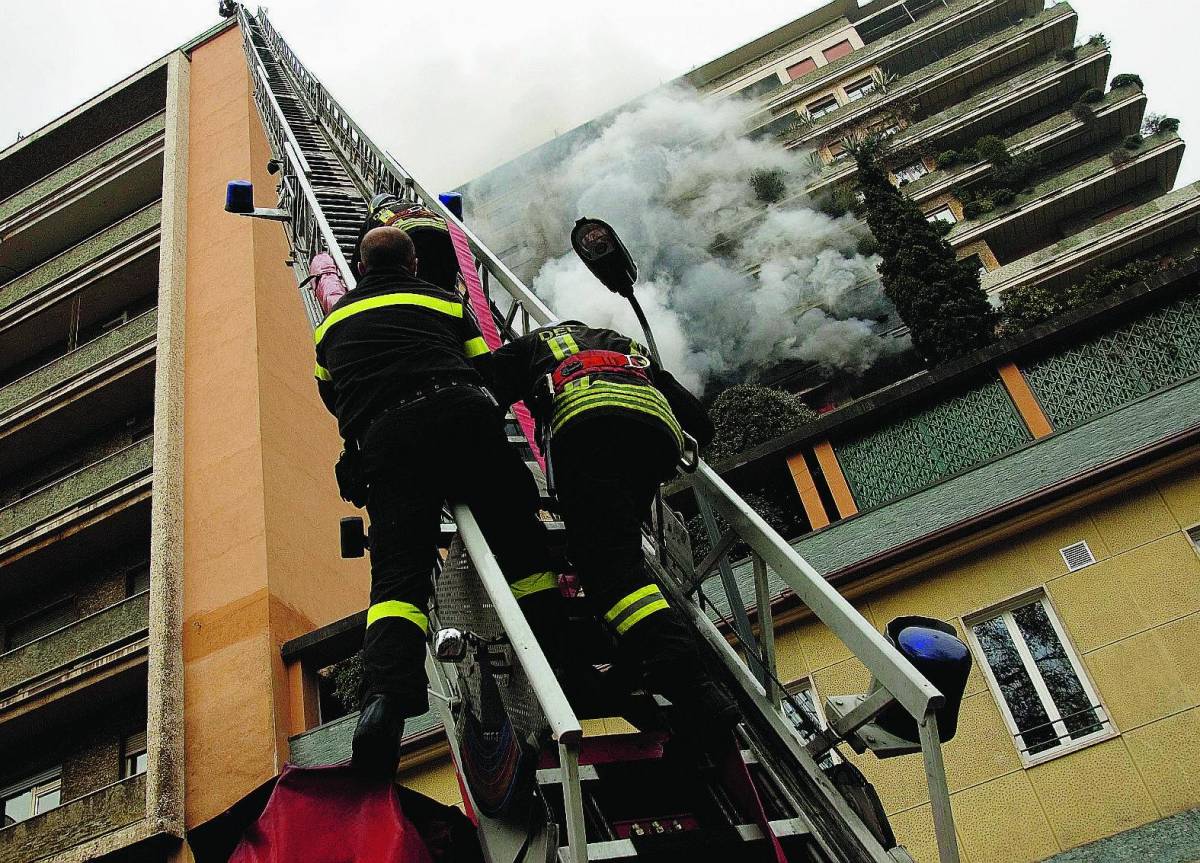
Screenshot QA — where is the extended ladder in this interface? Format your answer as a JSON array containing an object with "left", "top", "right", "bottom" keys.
[{"left": 236, "top": 8, "right": 962, "bottom": 862}]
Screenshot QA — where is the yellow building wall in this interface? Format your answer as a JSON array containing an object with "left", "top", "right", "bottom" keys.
[{"left": 773, "top": 464, "right": 1200, "bottom": 861}]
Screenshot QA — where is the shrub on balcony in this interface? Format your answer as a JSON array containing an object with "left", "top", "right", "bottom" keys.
[
  {"left": 1110, "top": 73, "right": 1143, "bottom": 90},
  {"left": 1080, "top": 87, "right": 1103, "bottom": 103},
  {"left": 1110, "top": 148, "right": 1134, "bottom": 166},
  {"left": 849, "top": 135, "right": 995, "bottom": 363},
  {"left": 998, "top": 256, "right": 1164, "bottom": 335},
  {"left": 821, "top": 184, "right": 863, "bottom": 219},
  {"left": 974, "top": 135, "right": 1012, "bottom": 166},
  {"left": 1087, "top": 33, "right": 1110, "bottom": 49},
  {"left": 705, "top": 383, "right": 817, "bottom": 464},
  {"left": 1055, "top": 46, "right": 1077, "bottom": 62},
  {"left": 962, "top": 198, "right": 995, "bottom": 219},
  {"left": 936, "top": 149, "right": 960, "bottom": 169},
  {"left": 331, "top": 652, "right": 364, "bottom": 713},
  {"left": 856, "top": 234, "right": 880, "bottom": 257},
  {"left": 751, "top": 169, "right": 788, "bottom": 204},
  {"left": 1123, "top": 133, "right": 1144, "bottom": 150},
  {"left": 991, "top": 188, "right": 1016, "bottom": 206},
  {"left": 1071, "top": 103, "right": 1097, "bottom": 124},
  {"left": 686, "top": 489, "right": 802, "bottom": 563}
]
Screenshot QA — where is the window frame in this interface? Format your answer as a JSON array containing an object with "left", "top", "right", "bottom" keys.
[
  {"left": 121, "top": 731, "right": 148, "bottom": 779},
  {"left": 926, "top": 205, "right": 957, "bottom": 225},
  {"left": 1, "top": 768, "right": 62, "bottom": 828},
  {"left": 843, "top": 77, "right": 877, "bottom": 102},
  {"left": 894, "top": 160, "right": 930, "bottom": 184},
  {"left": 4, "top": 599, "right": 76, "bottom": 652},
  {"left": 1186, "top": 523, "right": 1200, "bottom": 557},
  {"left": 806, "top": 95, "right": 841, "bottom": 119},
  {"left": 964, "top": 590, "right": 1115, "bottom": 767}
]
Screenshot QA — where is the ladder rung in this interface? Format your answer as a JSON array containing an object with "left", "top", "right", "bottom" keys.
[{"left": 565, "top": 819, "right": 811, "bottom": 861}]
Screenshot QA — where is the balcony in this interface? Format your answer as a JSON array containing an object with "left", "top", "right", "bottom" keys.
[
  {"left": 777, "top": 3, "right": 1076, "bottom": 147},
  {"left": 0, "top": 113, "right": 165, "bottom": 228},
  {"left": 897, "top": 82, "right": 1140, "bottom": 203},
  {"left": 0, "top": 202, "right": 160, "bottom": 317},
  {"left": 947, "top": 132, "right": 1185, "bottom": 261},
  {"left": 762, "top": 0, "right": 1039, "bottom": 116},
  {"left": 0, "top": 773, "right": 145, "bottom": 863},
  {"left": 289, "top": 708, "right": 443, "bottom": 768},
  {"left": 0, "top": 308, "right": 157, "bottom": 426},
  {"left": 0, "top": 592, "right": 148, "bottom": 696},
  {"left": 0, "top": 436, "right": 153, "bottom": 549},
  {"left": 806, "top": 43, "right": 1116, "bottom": 195},
  {"left": 982, "top": 181, "right": 1200, "bottom": 297}
]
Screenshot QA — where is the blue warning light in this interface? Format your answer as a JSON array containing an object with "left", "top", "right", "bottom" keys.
[
  {"left": 438, "top": 192, "right": 464, "bottom": 220},
  {"left": 897, "top": 626, "right": 970, "bottom": 663},
  {"left": 226, "top": 180, "right": 255, "bottom": 214}
]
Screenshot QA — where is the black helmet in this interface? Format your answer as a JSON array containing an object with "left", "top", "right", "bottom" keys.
[{"left": 369, "top": 192, "right": 403, "bottom": 219}]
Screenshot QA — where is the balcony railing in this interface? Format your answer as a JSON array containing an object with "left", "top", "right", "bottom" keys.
[
  {"left": 0, "top": 591, "right": 149, "bottom": 695},
  {"left": 0, "top": 113, "right": 166, "bottom": 227},
  {"left": 0, "top": 202, "right": 161, "bottom": 315},
  {"left": 0, "top": 773, "right": 145, "bottom": 863},
  {"left": 0, "top": 436, "right": 153, "bottom": 546},
  {"left": 0, "top": 308, "right": 157, "bottom": 422}
]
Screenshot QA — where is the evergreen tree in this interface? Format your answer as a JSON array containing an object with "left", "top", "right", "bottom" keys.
[{"left": 850, "top": 136, "right": 996, "bottom": 363}]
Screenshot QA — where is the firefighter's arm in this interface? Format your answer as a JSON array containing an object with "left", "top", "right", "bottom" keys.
[
  {"left": 460, "top": 304, "right": 496, "bottom": 388},
  {"left": 314, "top": 350, "right": 337, "bottom": 418},
  {"left": 654, "top": 367, "right": 715, "bottom": 450},
  {"left": 489, "top": 338, "right": 531, "bottom": 410}
]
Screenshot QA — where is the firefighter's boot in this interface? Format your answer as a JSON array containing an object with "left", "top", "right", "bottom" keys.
[
  {"left": 615, "top": 593, "right": 739, "bottom": 742},
  {"left": 352, "top": 694, "right": 406, "bottom": 778},
  {"left": 518, "top": 586, "right": 618, "bottom": 715}
]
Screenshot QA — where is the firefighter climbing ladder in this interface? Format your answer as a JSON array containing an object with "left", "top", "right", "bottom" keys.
[{"left": 237, "top": 8, "right": 962, "bottom": 862}]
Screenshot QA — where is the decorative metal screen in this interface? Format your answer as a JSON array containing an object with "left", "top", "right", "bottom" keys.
[
  {"left": 1021, "top": 291, "right": 1200, "bottom": 429},
  {"left": 835, "top": 378, "right": 1032, "bottom": 510}
]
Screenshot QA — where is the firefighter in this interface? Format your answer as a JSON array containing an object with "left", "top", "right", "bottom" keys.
[
  {"left": 350, "top": 193, "right": 461, "bottom": 292},
  {"left": 315, "top": 226, "right": 560, "bottom": 776},
  {"left": 490, "top": 321, "right": 739, "bottom": 734}
]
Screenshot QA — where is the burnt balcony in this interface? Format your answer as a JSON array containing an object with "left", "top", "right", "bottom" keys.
[
  {"left": 0, "top": 436, "right": 153, "bottom": 550},
  {"left": 0, "top": 773, "right": 145, "bottom": 863},
  {"left": 0, "top": 202, "right": 161, "bottom": 318},
  {"left": 0, "top": 591, "right": 149, "bottom": 697}
]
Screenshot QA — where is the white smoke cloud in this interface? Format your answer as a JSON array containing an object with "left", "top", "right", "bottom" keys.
[{"left": 484, "top": 86, "right": 905, "bottom": 393}]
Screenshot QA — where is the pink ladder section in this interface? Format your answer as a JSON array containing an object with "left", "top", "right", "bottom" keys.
[{"left": 447, "top": 221, "right": 545, "bottom": 473}]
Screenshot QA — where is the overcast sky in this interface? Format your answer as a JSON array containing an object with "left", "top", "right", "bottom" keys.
[{"left": 2, "top": 1, "right": 1197, "bottom": 191}]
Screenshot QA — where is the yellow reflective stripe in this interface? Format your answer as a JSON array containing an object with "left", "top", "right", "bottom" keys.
[
  {"left": 509, "top": 571, "right": 559, "bottom": 600},
  {"left": 604, "top": 584, "right": 662, "bottom": 623},
  {"left": 314, "top": 362, "right": 332, "bottom": 382},
  {"left": 548, "top": 337, "right": 567, "bottom": 361},
  {"left": 616, "top": 599, "right": 669, "bottom": 634},
  {"left": 314, "top": 292, "right": 464, "bottom": 345},
  {"left": 464, "top": 336, "right": 491, "bottom": 358},
  {"left": 393, "top": 217, "right": 447, "bottom": 232},
  {"left": 562, "top": 333, "right": 579, "bottom": 355},
  {"left": 555, "top": 401, "right": 683, "bottom": 447},
  {"left": 375, "top": 207, "right": 396, "bottom": 223},
  {"left": 552, "top": 385, "right": 683, "bottom": 445},
  {"left": 366, "top": 601, "right": 429, "bottom": 634}
]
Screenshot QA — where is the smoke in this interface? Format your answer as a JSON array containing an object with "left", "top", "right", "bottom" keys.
[{"left": 485, "top": 86, "right": 904, "bottom": 393}]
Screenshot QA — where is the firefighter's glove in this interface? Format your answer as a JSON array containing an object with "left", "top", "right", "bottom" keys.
[{"left": 335, "top": 448, "right": 369, "bottom": 508}]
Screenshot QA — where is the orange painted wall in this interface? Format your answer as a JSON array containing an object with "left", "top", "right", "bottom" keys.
[{"left": 181, "top": 26, "right": 369, "bottom": 828}]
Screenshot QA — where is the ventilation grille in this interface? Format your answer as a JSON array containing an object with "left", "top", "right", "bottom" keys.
[{"left": 1060, "top": 541, "right": 1096, "bottom": 572}]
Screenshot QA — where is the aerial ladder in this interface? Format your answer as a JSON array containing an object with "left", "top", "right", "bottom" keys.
[{"left": 231, "top": 8, "right": 970, "bottom": 862}]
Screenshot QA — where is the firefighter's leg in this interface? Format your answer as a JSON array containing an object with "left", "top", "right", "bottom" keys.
[
  {"left": 353, "top": 442, "right": 442, "bottom": 775},
  {"left": 555, "top": 432, "right": 738, "bottom": 732},
  {"left": 447, "top": 391, "right": 567, "bottom": 662}
]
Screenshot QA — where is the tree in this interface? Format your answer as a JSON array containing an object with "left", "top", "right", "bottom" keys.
[
  {"left": 849, "top": 136, "right": 996, "bottom": 363},
  {"left": 705, "top": 384, "right": 817, "bottom": 463},
  {"left": 750, "top": 168, "right": 788, "bottom": 204}
]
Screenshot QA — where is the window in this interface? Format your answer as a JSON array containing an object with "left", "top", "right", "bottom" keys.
[
  {"left": 1188, "top": 525, "right": 1200, "bottom": 555},
  {"left": 894, "top": 161, "right": 929, "bottom": 184},
  {"left": 2, "top": 770, "right": 61, "bottom": 827},
  {"left": 968, "top": 594, "right": 1112, "bottom": 763},
  {"left": 926, "top": 205, "right": 957, "bottom": 225},
  {"left": 873, "top": 122, "right": 902, "bottom": 139},
  {"left": 844, "top": 77, "right": 876, "bottom": 102},
  {"left": 121, "top": 731, "right": 148, "bottom": 779},
  {"left": 782, "top": 680, "right": 840, "bottom": 767},
  {"left": 4, "top": 600, "right": 75, "bottom": 651},
  {"left": 753, "top": 112, "right": 803, "bottom": 140},
  {"left": 737, "top": 75, "right": 784, "bottom": 100},
  {"left": 826, "top": 142, "right": 851, "bottom": 164},
  {"left": 786, "top": 57, "right": 817, "bottom": 80},
  {"left": 806, "top": 95, "right": 841, "bottom": 119},
  {"left": 823, "top": 40, "right": 854, "bottom": 63}
]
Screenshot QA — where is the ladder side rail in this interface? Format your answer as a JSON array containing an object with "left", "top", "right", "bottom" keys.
[{"left": 690, "top": 461, "right": 941, "bottom": 721}]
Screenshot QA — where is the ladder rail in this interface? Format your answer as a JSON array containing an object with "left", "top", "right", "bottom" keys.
[{"left": 243, "top": 9, "right": 960, "bottom": 861}]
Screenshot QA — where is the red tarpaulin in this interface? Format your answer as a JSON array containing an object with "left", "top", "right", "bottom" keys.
[{"left": 229, "top": 765, "right": 434, "bottom": 863}]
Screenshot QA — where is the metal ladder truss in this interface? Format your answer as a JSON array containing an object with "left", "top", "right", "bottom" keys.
[{"left": 237, "top": 7, "right": 960, "bottom": 862}]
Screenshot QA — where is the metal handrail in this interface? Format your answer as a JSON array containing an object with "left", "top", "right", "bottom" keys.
[{"left": 242, "top": 9, "right": 959, "bottom": 860}]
